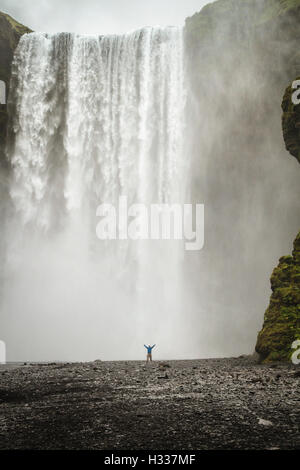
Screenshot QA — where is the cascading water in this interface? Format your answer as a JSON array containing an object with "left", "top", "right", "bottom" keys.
[{"left": 1, "top": 28, "right": 191, "bottom": 361}]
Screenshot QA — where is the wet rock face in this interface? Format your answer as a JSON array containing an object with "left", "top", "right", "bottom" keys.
[
  {"left": 256, "top": 80, "right": 300, "bottom": 362},
  {"left": 282, "top": 79, "right": 300, "bottom": 164},
  {"left": 256, "top": 233, "right": 300, "bottom": 362},
  {"left": 0, "top": 12, "right": 31, "bottom": 163}
]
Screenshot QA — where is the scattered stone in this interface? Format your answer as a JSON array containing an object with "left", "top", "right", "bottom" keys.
[
  {"left": 159, "top": 362, "right": 171, "bottom": 369},
  {"left": 251, "top": 377, "right": 261, "bottom": 383},
  {"left": 0, "top": 358, "right": 297, "bottom": 450},
  {"left": 258, "top": 418, "right": 273, "bottom": 427}
]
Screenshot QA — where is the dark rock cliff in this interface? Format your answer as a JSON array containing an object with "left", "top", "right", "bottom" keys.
[
  {"left": 256, "top": 81, "right": 300, "bottom": 362},
  {"left": 255, "top": 232, "right": 300, "bottom": 361},
  {"left": 0, "top": 12, "right": 31, "bottom": 163},
  {"left": 282, "top": 78, "right": 300, "bottom": 164}
]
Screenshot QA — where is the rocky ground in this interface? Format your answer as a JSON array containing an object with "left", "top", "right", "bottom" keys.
[{"left": 0, "top": 357, "right": 299, "bottom": 450}]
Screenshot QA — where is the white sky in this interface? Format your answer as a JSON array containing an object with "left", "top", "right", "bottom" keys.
[{"left": 0, "top": 0, "right": 212, "bottom": 35}]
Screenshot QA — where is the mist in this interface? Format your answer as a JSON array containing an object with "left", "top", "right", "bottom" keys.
[{"left": 1, "top": 28, "right": 191, "bottom": 362}]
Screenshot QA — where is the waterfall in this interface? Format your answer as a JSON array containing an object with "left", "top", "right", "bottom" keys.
[
  {"left": 9, "top": 29, "right": 186, "bottom": 227},
  {"left": 2, "top": 28, "right": 189, "bottom": 361}
]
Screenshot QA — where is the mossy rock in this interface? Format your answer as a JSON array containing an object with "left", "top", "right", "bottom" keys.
[
  {"left": 255, "top": 65, "right": 300, "bottom": 363},
  {"left": 185, "top": 0, "right": 300, "bottom": 55},
  {"left": 0, "top": 11, "right": 31, "bottom": 164},
  {"left": 256, "top": 231, "right": 300, "bottom": 362},
  {"left": 282, "top": 77, "right": 300, "bottom": 164},
  {"left": 0, "top": 12, "right": 32, "bottom": 85}
]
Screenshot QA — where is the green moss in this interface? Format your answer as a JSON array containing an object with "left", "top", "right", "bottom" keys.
[
  {"left": 258, "top": 96, "right": 300, "bottom": 360},
  {"left": 0, "top": 11, "right": 31, "bottom": 165},
  {"left": 0, "top": 11, "right": 32, "bottom": 50},
  {"left": 258, "top": 0, "right": 300, "bottom": 23},
  {"left": 1, "top": 12, "right": 32, "bottom": 37},
  {"left": 256, "top": 231, "right": 300, "bottom": 362},
  {"left": 185, "top": 0, "right": 300, "bottom": 55},
  {"left": 185, "top": 0, "right": 300, "bottom": 34}
]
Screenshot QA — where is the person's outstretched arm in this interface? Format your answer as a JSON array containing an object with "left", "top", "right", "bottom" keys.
[
  {"left": 144, "top": 345, "right": 147, "bottom": 349},
  {"left": 152, "top": 344, "right": 156, "bottom": 349}
]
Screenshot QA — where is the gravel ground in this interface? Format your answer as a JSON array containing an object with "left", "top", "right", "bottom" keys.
[{"left": 0, "top": 357, "right": 299, "bottom": 450}]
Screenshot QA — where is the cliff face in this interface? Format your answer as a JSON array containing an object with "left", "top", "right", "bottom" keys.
[
  {"left": 185, "top": 0, "right": 300, "bottom": 78},
  {"left": 184, "top": 0, "right": 300, "bottom": 355},
  {"left": 255, "top": 81, "right": 300, "bottom": 362},
  {"left": 256, "top": 233, "right": 300, "bottom": 361},
  {"left": 282, "top": 78, "right": 300, "bottom": 164},
  {"left": 0, "top": 12, "right": 31, "bottom": 163}
]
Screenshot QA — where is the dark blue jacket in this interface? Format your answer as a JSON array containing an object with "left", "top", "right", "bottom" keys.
[{"left": 144, "top": 344, "right": 155, "bottom": 354}]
